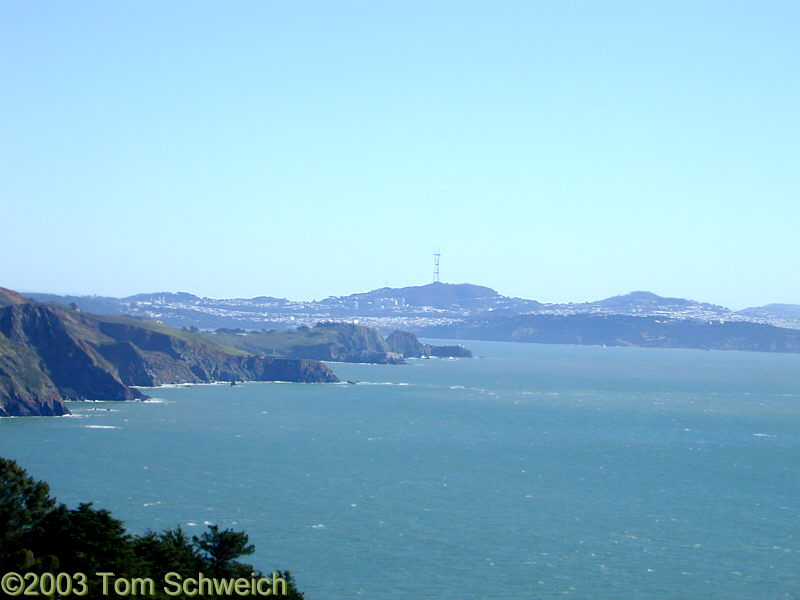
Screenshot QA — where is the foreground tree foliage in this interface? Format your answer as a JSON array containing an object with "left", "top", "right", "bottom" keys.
[{"left": 0, "top": 458, "right": 304, "bottom": 599}]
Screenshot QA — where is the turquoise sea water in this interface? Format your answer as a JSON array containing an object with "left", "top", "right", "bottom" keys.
[{"left": 2, "top": 340, "right": 800, "bottom": 599}]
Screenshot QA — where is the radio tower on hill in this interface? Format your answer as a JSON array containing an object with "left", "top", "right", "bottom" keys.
[{"left": 433, "top": 250, "right": 441, "bottom": 283}]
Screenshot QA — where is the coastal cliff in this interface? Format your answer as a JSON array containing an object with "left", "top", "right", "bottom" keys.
[{"left": 0, "top": 288, "right": 338, "bottom": 417}]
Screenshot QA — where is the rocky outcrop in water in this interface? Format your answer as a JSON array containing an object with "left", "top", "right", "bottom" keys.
[
  {"left": 385, "top": 330, "right": 473, "bottom": 358},
  {"left": 385, "top": 330, "right": 427, "bottom": 357},
  {"left": 425, "top": 344, "right": 473, "bottom": 358}
]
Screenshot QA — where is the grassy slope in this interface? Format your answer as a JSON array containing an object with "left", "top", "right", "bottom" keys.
[
  {"left": 46, "top": 305, "right": 252, "bottom": 357},
  {"left": 206, "top": 327, "right": 342, "bottom": 356}
]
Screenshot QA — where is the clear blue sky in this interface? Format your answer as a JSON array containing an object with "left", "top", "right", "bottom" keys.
[{"left": 2, "top": 1, "right": 797, "bottom": 309}]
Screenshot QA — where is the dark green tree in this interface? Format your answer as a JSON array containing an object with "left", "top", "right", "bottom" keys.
[
  {"left": 273, "top": 570, "right": 306, "bottom": 600},
  {"left": 193, "top": 524, "right": 255, "bottom": 577},
  {"left": 134, "top": 526, "right": 205, "bottom": 577},
  {"left": 0, "top": 458, "right": 57, "bottom": 567},
  {"left": 30, "top": 503, "right": 137, "bottom": 573},
  {"left": 25, "top": 502, "right": 143, "bottom": 599}
]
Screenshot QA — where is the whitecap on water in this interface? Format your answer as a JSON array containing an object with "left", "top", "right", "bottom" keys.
[{"left": 84, "top": 425, "right": 119, "bottom": 429}]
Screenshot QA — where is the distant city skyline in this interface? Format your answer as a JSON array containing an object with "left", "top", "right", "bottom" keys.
[
  {"left": 13, "top": 275, "right": 798, "bottom": 312},
  {"left": 2, "top": 2, "right": 798, "bottom": 310}
]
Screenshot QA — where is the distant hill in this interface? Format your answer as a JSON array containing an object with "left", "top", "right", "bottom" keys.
[
  {"left": 322, "top": 282, "right": 505, "bottom": 309},
  {"left": 738, "top": 304, "right": 800, "bottom": 321},
  {"left": 24, "top": 292, "right": 131, "bottom": 315},
  {"left": 593, "top": 291, "right": 726, "bottom": 312},
  {"left": 0, "top": 288, "right": 337, "bottom": 417},
  {"left": 124, "top": 291, "right": 203, "bottom": 303}
]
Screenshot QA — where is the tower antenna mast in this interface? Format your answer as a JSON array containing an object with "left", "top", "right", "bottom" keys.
[{"left": 433, "top": 250, "right": 441, "bottom": 283}]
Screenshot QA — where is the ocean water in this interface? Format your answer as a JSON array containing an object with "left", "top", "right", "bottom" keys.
[{"left": 2, "top": 340, "right": 800, "bottom": 599}]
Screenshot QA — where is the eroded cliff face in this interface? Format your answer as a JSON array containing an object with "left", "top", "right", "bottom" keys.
[
  {"left": 385, "top": 330, "right": 427, "bottom": 358},
  {"left": 0, "top": 289, "right": 338, "bottom": 417},
  {"left": 0, "top": 340, "right": 68, "bottom": 416},
  {"left": 0, "top": 303, "right": 142, "bottom": 417}
]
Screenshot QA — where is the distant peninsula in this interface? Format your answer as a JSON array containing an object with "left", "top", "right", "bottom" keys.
[
  {"left": 205, "top": 322, "right": 472, "bottom": 364},
  {"left": 0, "top": 288, "right": 337, "bottom": 417}
]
